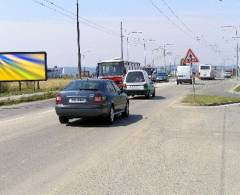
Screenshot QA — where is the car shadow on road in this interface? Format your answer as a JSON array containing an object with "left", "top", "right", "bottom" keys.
[
  {"left": 130, "top": 95, "right": 166, "bottom": 101},
  {"left": 66, "top": 114, "right": 143, "bottom": 128}
]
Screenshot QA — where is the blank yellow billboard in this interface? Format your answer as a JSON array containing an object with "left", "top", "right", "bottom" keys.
[{"left": 0, "top": 52, "right": 47, "bottom": 81}]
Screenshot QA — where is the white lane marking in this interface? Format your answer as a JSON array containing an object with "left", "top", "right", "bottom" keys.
[
  {"left": 38, "top": 109, "right": 55, "bottom": 115},
  {"left": 0, "top": 110, "right": 54, "bottom": 124},
  {"left": 0, "top": 117, "right": 25, "bottom": 124}
]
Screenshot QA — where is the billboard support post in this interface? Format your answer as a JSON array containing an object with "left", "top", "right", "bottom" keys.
[
  {"left": 37, "top": 81, "right": 40, "bottom": 90},
  {"left": 34, "top": 81, "right": 36, "bottom": 92},
  {"left": 19, "top": 81, "right": 22, "bottom": 92}
]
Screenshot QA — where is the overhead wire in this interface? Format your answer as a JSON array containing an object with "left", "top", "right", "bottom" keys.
[
  {"left": 32, "top": 0, "right": 147, "bottom": 48},
  {"left": 42, "top": 0, "right": 120, "bottom": 37},
  {"left": 150, "top": 0, "right": 196, "bottom": 40},
  {"left": 150, "top": 0, "right": 223, "bottom": 57},
  {"left": 32, "top": 0, "right": 120, "bottom": 38}
]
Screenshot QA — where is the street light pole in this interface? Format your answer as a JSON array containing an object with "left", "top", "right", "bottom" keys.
[
  {"left": 163, "top": 45, "right": 167, "bottom": 72},
  {"left": 152, "top": 47, "right": 162, "bottom": 67},
  {"left": 127, "top": 36, "right": 129, "bottom": 61},
  {"left": 126, "top": 31, "right": 142, "bottom": 61},
  {"left": 236, "top": 29, "right": 239, "bottom": 80},
  {"left": 143, "top": 39, "right": 155, "bottom": 66},
  {"left": 162, "top": 43, "right": 174, "bottom": 72},
  {"left": 120, "top": 22, "right": 124, "bottom": 60},
  {"left": 144, "top": 42, "right": 147, "bottom": 66},
  {"left": 77, "top": 0, "right": 82, "bottom": 79},
  {"left": 221, "top": 25, "right": 239, "bottom": 80}
]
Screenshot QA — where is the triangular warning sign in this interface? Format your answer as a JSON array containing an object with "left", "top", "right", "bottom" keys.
[{"left": 183, "top": 49, "right": 199, "bottom": 64}]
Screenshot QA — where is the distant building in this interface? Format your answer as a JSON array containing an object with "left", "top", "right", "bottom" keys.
[
  {"left": 47, "top": 66, "right": 96, "bottom": 78},
  {"left": 47, "top": 66, "right": 63, "bottom": 78}
]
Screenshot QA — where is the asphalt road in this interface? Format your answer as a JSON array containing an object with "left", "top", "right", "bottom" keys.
[{"left": 0, "top": 80, "right": 240, "bottom": 195}]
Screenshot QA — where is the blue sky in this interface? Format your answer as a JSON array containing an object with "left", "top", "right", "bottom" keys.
[{"left": 1, "top": 0, "right": 240, "bottom": 67}]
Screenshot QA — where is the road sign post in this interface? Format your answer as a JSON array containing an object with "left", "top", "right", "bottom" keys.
[{"left": 184, "top": 48, "right": 199, "bottom": 101}]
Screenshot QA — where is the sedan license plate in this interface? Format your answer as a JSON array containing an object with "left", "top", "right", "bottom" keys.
[
  {"left": 127, "top": 85, "right": 144, "bottom": 90},
  {"left": 69, "top": 98, "right": 86, "bottom": 104}
]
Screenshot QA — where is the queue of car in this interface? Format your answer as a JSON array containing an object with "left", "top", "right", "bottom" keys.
[{"left": 55, "top": 68, "right": 157, "bottom": 125}]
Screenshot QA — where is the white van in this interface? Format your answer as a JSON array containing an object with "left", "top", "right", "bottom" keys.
[
  {"left": 199, "top": 64, "right": 214, "bottom": 80},
  {"left": 176, "top": 66, "right": 193, "bottom": 85}
]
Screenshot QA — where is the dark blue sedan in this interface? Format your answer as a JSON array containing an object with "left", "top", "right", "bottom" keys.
[{"left": 55, "top": 79, "right": 129, "bottom": 124}]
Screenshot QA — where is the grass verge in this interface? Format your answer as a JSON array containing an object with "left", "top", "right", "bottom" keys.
[
  {"left": 182, "top": 95, "right": 240, "bottom": 106},
  {"left": 0, "top": 91, "right": 56, "bottom": 106},
  {"left": 0, "top": 79, "right": 72, "bottom": 97}
]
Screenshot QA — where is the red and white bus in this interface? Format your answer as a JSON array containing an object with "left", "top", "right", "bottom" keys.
[{"left": 97, "top": 58, "right": 141, "bottom": 88}]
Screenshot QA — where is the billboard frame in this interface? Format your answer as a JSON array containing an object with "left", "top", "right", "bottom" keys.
[{"left": 0, "top": 51, "right": 47, "bottom": 82}]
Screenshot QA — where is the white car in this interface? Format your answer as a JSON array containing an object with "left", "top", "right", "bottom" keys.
[{"left": 123, "top": 70, "right": 155, "bottom": 98}]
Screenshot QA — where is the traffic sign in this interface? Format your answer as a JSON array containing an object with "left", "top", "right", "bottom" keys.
[{"left": 183, "top": 48, "right": 199, "bottom": 64}]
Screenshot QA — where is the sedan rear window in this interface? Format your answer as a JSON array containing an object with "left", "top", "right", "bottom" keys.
[
  {"left": 63, "top": 80, "right": 103, "bottom": 91},
  {"left": 126, "top": 72, "right": 145, "bottom": 83}
]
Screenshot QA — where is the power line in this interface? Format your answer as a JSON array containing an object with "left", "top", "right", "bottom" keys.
[
  {"left": 159, "top": 0, "right": 194, "bottom": 34},
  {"left": 150, "top": 0, "right": 223, "bottom": 57},
  {"left": 32, "top": 0, "right": 75, "bottom": 19},
  {"left": 32, "top": 0, "right": 149, "bottom": 50},
  {"left": 32, "top": 0, "right": 120, "bottom": 37},
  {"left": 43, "top": 0, "right": 120, "bottom": 36},
  {"left": 150, "top": 0, "right": 195, "bottom": 40}
]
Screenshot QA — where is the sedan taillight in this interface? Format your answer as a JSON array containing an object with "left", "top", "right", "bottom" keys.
[
  {"left": 56, "top": 92, "right": 63, "bottom": 105},
  {"left": 94, "top": 93, "right": 106, "bottom": 104}
]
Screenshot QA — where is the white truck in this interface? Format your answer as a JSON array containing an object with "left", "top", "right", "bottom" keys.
[{"left": 176, "top": 66, "right": 193, "bottom": 85}]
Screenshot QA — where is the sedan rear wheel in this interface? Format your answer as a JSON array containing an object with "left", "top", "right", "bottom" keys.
[
  {"left": 122, "top": 102, "right": 129, "bottom": 118},
  {"left": 106, "top": 106, "right": 115, "bottom": 125},
  {"left": 145, "top": 92, "right": 150, "bottom": 99},
  {"left": 59, "top": 116, "right": 69, "bottom": 124},
  {"left": 152, "top": 88, "right": 156, "bottom": 97}
]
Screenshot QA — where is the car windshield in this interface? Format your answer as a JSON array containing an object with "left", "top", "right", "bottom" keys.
[
  {"left": 126, "top": 72, "right": 145, "bottom": 83},
  {"left": 98, "top": 62, "right": 124, "bottom": 76},
  {"left": 63, "top": 80, "right": 103, "bottom": 91}
]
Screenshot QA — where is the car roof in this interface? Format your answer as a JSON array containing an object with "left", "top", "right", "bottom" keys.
[
  {"left": 71, "top": 79, "right": 111, "bottom": 84},
  {"left": 127, "top": 70, "right": 145, "bottom": 73}
]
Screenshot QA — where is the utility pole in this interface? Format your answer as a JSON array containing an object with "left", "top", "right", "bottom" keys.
[
  {"left": 77, "top": 0, "right": 82, "bottom": 79},
  {"left": 236, "top": 30, "right": 239, "bottom": 80},
  {"left": 144, "top": 42, "right": 147, "bottom": 66},
  {"left": 120, "top": 22, "right": 124, "bottom": 60},
  {"left": 163, "top": 45, "right": 166, "bottom": 72}
]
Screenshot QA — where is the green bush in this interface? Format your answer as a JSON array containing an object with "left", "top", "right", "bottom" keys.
[{"left": 0, "top": 82, "right": 10, "bottom": 93}]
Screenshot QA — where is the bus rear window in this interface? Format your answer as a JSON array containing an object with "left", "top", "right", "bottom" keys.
[{"left": 200, "top": 66, "right": 210, "bottom": 70}]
